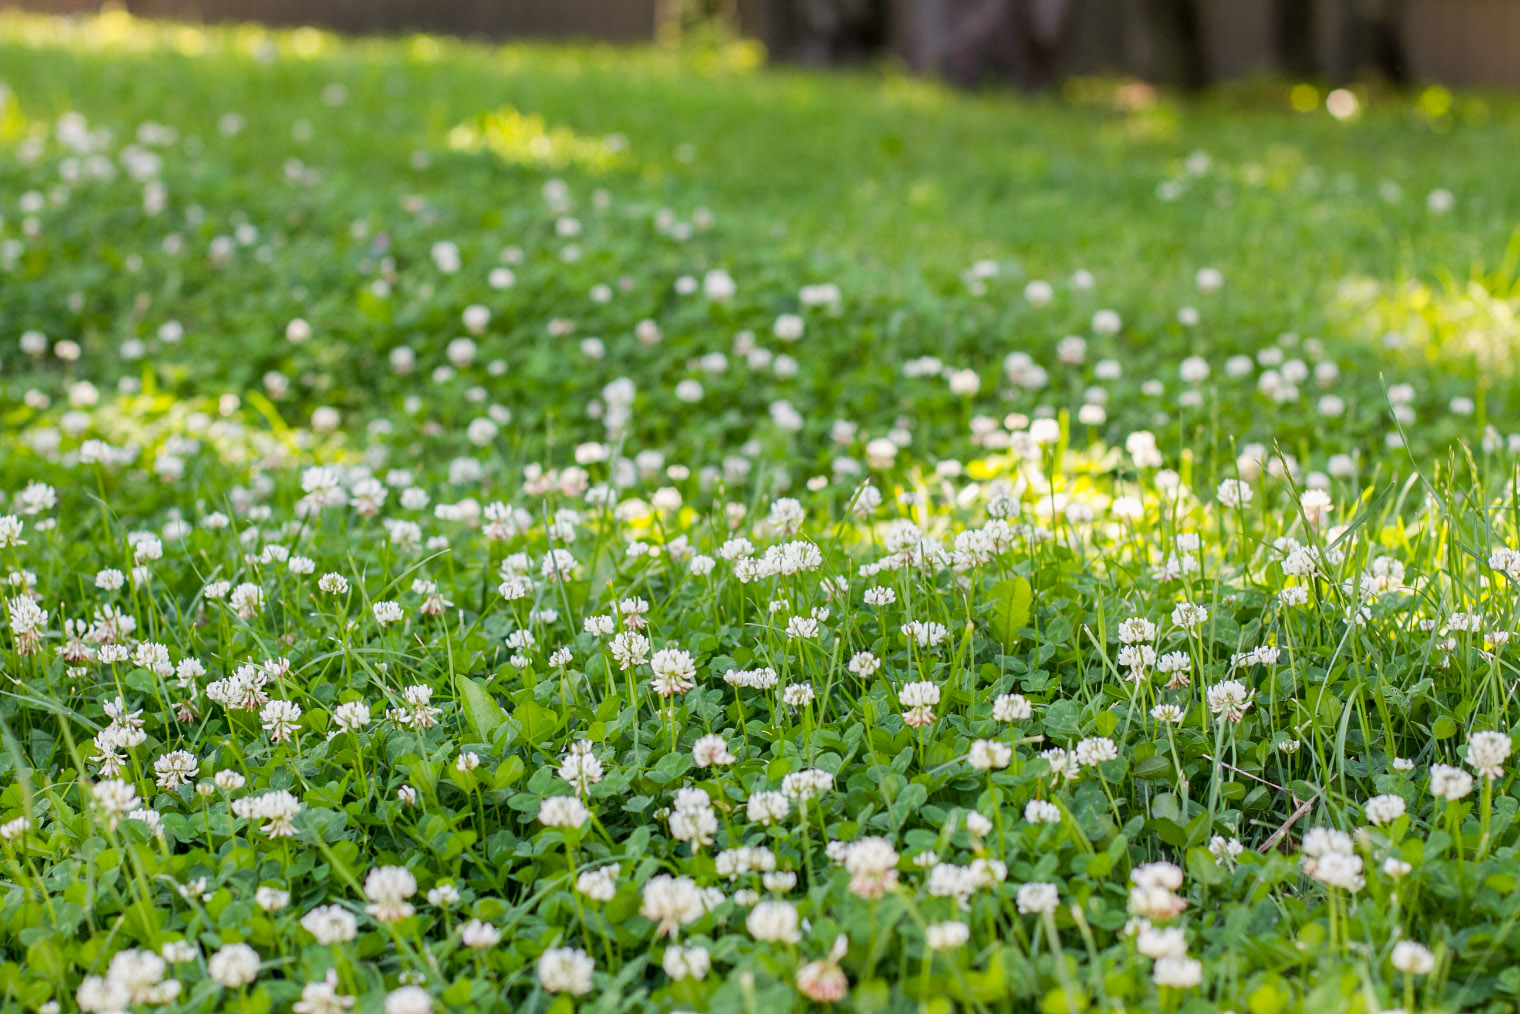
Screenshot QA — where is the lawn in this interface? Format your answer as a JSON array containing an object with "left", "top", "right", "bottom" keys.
[{"left": 3, "top": 9, "right": 1520, "bottom": 1014}]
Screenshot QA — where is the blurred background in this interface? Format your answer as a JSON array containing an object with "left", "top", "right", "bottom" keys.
[{"left": 4, "top": 0, "right": 1518, "bottom": 90}]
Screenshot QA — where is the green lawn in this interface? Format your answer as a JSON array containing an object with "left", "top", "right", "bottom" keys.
[{"left": 3, "top": 11, "right": 1520, "bottom": 1014}]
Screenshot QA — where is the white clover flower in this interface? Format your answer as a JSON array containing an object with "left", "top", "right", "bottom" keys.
[
  {"left": 968, "top": 739, "right": 1012, "bottom": 770},
  {"left": 388, "top": 685, "right": 442, "bottom": 730},
  {"left": 459, "top": 919, "right": 501, "bottom": 949},
  {"left": 782, "top": 769, "right": 834, "bottom": 803},
  {"left": 301, "top": 905, "right": 358, "bottom": 944},
  {"left": 77, "top": 977, "right": 131, "bottom": 1014},
  {"left": 1153, "top": 955, "right": 1202, "bottom": 988},
  {"left": 160, "top": 940, "right": 197, "bottom": 965},
  {"left": 384, "top": 986, "right": 433, "bottom": 1014},
  {"left": 1016, "top": 882, "right": 1059, "bottom": 914},
  {"left": 848, "top": 651, "right": 881, "bottom": 677},
  {"left": 785, "top": 615, "right": 819, "bottom": 639},
  {"left": 899, "top": 682, "right": 940, "bottom": 708},
  {"left": 1278, "top": 586, "right": 1309, "bottom": 607},
  {"left": 254, "top": 886, "right": 290, "bottom": 912},
  {"left": 332, "top": 701, "right": 371, "bottom": 732},
  {"left": 1300, "top": 827, "right": 1363, "bottom": 891},
  {"left": 747, "top": 791, "right": 790, "bottom": 825},
  {"left": 1430, "top": 763, "right": 1474, "bottom": 800},
  {"left": 1137, "top": 924, "right": 1188, "bottom": 958},
  {"left": 610, "top": 631, "right": 651, "bottom": 670},
  {"left": 0, "top": 516, "right": 27, "bottom": 550},
  {"left": 1391, "top": 941, "right": 1435, "bottom": 975},
  {"left": 692, "top": 734, "right": 737, "bottom": 767},
  {"left": 901, "top": 620, "right": 949, "bottom": 649},
  {"left": 1041, "top": 748, "right": 1080, "bottom": 783},
  {"left": 1075, "top": 737, "right": 1119, "bottom": 767},
  {"left": 1171, "top": 601, "right": 1208, "bottom": 631},
  {"left": 538, "top": 947, "right": 595, "bottom": 995},
  {"left": 1216, "top": 478, "right": 1253, "bottom": 508},
  {"left": 260, "top": 699, "right": 302, "bottom": 742},
  {"left": 782, "top": 683, "right": 815, "bottom": 708},
  {"left": 538, "top": 795, "right": 591, "bottom": 829},
  {"left": 1468, "top": 730, "right": 1512, "bottom": 779},
  {"left": 1206, "top": 680, "right": 1255, "bottom": 722},
  {"left": 649, "top": 647, "right": 696, "bottom": 696},
  {"left": 1151, "top": 703, "right": 1186, "bottom": 723},
  {"left": 318, "top": 572, "right": 349, "bottom": 594},
  {"left": 293, "top": 970, "right": 353, "bottom": 1014},
  {"left": 925, "top": 921, "right": 970, "bottom": 950},
  {"left": 1092, "top": 309, "right": 1121, "bottom": 335},
  {"left": 207, "top": 943, "right": 261, "bottom": 988},
  {"left": 843, "top": 838, "right": 899, "bottom": 899},
  {"left": 1208, "top": 835, "right": 1244, "bottom": 863},
  {"left": 1118, "top": 616, "right": 1157, "bottom": 644},
  {"left": 427, "top": 883, "right": 461, "bottom": 908},
  {"left": 663, "top": 944, "right": 711, "bottom": 980},
  {"left": 640, "top": 874, "right": 706, "bottom": 937},
  {"left": 372, "top": 601, "right": 404, "bottom": 625},
  {"left": 669, "top": 787, "right": 718, "bottom": 849},
  {"left": 993, "top": 693, "right": 1032, "bottom": 721},
  {"left": 152, "top": 750, "right": 199, "bottom": 789},
  {"left": 746, "top": 899, "right": 801, "bottom": 943},
  {"left": 362, "top": 866, "right": 417, "bottom": 923},
  {"left": 576, "top": 865, "right": 619, "bottom": 902},
  {"left": 92, "top": 778, "right": 140, "bottom": 827},
  {"left": 1133, "top": 862, "right": 1184, "bottom": 890},
  {"left": 228, "top": 582, "right": 263, "bottom": 618},
  {"left": 1025, "top": 800, "right": 1061, "bottom": 825},
  {"left": 1363, "top": 794, "right": 1406, "bottom": 827}
]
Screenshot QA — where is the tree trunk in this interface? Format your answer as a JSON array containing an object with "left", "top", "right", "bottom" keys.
[
  {"left": 1273, "top": 0, "right": 1317, "bottom": 78},
  {"left": 1022, "top": 0, "right": 1073, "bottom": 90},
  {"left": 1368, "top": 0, "right": 1410, "bottom": 84},
  {"left": 1335, "top": 0, "right": 1409, "bottom": 85},
  {"left": 1145, "top": 0, "right": 1209, "bottom": 91},
  {"left": 931, "top": 0, "right": 1072, "bottom": 89}
]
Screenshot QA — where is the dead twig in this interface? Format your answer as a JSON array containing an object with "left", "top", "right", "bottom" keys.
[{"left": 1202, "top": 753, "right": 1324, "bottom": 853}]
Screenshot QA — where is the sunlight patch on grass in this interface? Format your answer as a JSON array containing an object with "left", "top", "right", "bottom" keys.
[
  {"left": 448, "top": 105, "right": 628, "bottom": 172},
  {"left": 0, "top": 83, "right": 31, "bottom": 141},
  {"left": 1333, "top": 242, "right": 1520, "bottom": 380}
]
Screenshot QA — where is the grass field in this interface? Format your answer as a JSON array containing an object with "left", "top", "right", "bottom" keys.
[{"left": 5, "top": 10, "right": 1520, "bottom": 1014}]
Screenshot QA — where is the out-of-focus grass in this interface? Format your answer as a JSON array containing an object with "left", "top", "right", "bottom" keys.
[
  {"left": 2, "top": 9, "right": 1519, "bottom": 477},
  {"left": 3, "top": 9, "right": 1517, "bottom": 293}
]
